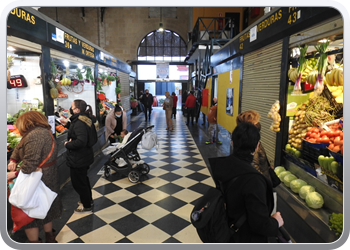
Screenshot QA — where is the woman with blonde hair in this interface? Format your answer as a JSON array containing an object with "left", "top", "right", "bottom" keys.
[
  {"left": 7, "top": 111, "right": 61, "bottom": 243},
  {"left": 163, "top": 91, "right": 173, "bottom": 130},
  {"left": 236, "top": 110, "right": 280, "bottom": 187}
]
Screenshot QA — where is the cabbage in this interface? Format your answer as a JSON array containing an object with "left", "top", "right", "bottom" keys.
[
  {"left": 289, "top": 179, "right": 308, "bottom": 193},
  {"left": 305, "top": 191, "right": 324, "bottom": 209},
  {"left": 274, "top": 166, "right": 286, "bottom": 176},
  {"left": 283, "top": 174, "right": 297, "bottom": 187},
  {"left": 278, "top": 171, "right": 291, "bottom": 181},
  {"left": 299, "top": 185, "right": 315, "bottom": 200}
]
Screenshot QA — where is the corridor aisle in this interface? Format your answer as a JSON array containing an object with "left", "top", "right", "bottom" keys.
[{"left": 56, "top": 108, "right": 216, "bottom": 243}]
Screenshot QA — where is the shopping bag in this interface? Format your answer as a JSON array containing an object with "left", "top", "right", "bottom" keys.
[
  {"left": 23, "top": 180, "right": 57, "bottom": 219},
  {"left": 11, "top": 204, "right": 35, "bottom": 232},
  {"left": 9, "top": 169, "right": 43, "bottom": 210}
]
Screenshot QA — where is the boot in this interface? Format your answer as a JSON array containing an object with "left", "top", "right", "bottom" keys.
[{"left": 45, "top": 229, "right": 58, "bottom": 243}]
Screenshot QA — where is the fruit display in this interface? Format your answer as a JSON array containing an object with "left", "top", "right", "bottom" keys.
[
  {"left": 324, "top": 66, "right": 343, "bottom": 86},
  {"left": 318, "top": 155, "right": 340, "bottom": 175},
  {"left": 267, "top": 100, "right": 281, "bottom": 132},
  {"left": 55, "top": 124, "right": 67, "bottom": 133},
  {"left": 285, "top": 143, "right": 301, "bottom": 157},
  {"left": 60, "top": 77, "right": 72, "bottom": 85},
  {"left": 327, "top": 86, "right": 343, "bottom": 104}
]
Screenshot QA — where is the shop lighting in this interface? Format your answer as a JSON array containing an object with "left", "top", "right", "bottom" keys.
[
  {"left": 78, "top": 63, "right": 83, "bottom": 69},
  {"left": 158, "top": 23, "right": 164, "bottom": 32},
  {"left": 7, "top": 46, "right": 16, "bottom": 51},
  {"left": 318, "top": 39, "right": 328, "bottom": 43},
  {"left": 63, "top": 60, "right": 69, "bottom": 67}
]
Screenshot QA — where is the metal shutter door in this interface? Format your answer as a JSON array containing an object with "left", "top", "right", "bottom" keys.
[
  {"left": 241, "top": 40, "right": 283, "bottom": 165},
  {"left": 119, "top": 71, "right": 131, "bottom": 111}
]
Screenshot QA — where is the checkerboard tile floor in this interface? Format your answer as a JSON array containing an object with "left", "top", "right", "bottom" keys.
[{"left": 56, "top": 111, "right": 216, "bottom": 243}]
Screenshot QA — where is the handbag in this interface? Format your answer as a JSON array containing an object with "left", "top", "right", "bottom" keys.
[{"left": 9, "top": 131, "right": 57, "bottom": 231}]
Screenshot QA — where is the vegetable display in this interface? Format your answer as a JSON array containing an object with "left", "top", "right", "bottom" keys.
[
  {"left": 282, "top": 174, "right": 298, "bottom": 187},
  {"left": 299, "top": 185, "right": 316, "bottom": 200},
  {"left": 329, "top": 213, "right": 343, "bottom": 237},
  {"left": 313, "top": 40, "right": 329, "bottom": 96},
  {"left": 289, "top": 179, "right": 308, "bottom": 194},
  {"left": 267, "top": 100, "right": 281, "bottom": 132},
  {"left": 292, "top": 45, "right": 308, "bottom": 94},
  {"left": 305, "top": 191, "right": 324, "bottom": 209}
]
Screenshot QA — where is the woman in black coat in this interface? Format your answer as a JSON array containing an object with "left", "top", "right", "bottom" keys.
[
  {"left": 210, "top": 122, "right": 284, "bottom": 243},
  {"left": 65, "top": 99, "right": 96, "bottom": 214}
]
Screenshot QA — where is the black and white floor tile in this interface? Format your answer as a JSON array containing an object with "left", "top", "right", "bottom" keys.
[{"left": 56, "top": 109, "right": 217, "bottom": 243}]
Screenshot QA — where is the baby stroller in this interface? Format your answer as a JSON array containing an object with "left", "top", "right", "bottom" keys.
[{"left": 102, "top": 125, "right": 154, "bottom": 183}]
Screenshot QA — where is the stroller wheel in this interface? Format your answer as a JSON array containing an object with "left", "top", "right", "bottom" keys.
[
  {"left": 104, "top": 165, "right": 111, "bottom": 178},
  {"left": 128, "top": 170, "right": 140, "bottom": 183},
  {"left": 141, "top": 163, "right": 150, "bottom": 175}
]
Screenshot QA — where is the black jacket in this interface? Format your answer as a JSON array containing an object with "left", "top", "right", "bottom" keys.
[
  {"left": 65, "top": 113, "right": 94, "bottom": 168},
  {"left": 210, "top": 154, "right": 279, "bottom": 243},
  {"left": 141, "top": 93, "right": 153, "bottom": 108}
]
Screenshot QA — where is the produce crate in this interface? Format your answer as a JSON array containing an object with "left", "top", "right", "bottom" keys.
[
  {"left": 321, "top": 119, "right": 342, "bottom": 131},
  {"left": 321, "top": 85, "right": 343, "bottom": 118},
  {"left": 284, "top": 151, "right": 317, "bottom": 177},
  {"left": 302, "top": 140, "right": 329, "bottom": 165}
]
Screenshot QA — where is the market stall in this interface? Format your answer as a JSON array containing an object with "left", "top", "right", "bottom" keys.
[
  {"left": 6, "top": 7, "right": 134, "bottom": 187},
  {"left": 209, "top": 7, "right": 343, "bottom": 243}
]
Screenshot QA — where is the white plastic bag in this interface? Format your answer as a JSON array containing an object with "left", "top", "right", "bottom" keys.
[
  {"left": 9, "top": 170, "right": 43, "bottom": 209},
  {"left": 141, "top": 131, "right": 158, "bottom": 150},
  {"left": 23, "top": 181, "right": 57, "bottom": 219},
  {"left": 9, "top": 169, "right": 57, "bottom": 219}
]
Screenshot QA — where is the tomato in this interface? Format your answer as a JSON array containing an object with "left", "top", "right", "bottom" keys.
[
  {"left": 306, "top": 131, "right": 311, "bottom": 137},
  {"left": 310, "top": 132, "right": 316, "bottom": 138},
  {"left": 328, "top": 143, "right": 335, "bottom": 151},
  {"left": 334, "top": 136, "right": 343, "bottom": 146},
  {"left": 332, "top": 145, "right": 340, "bottom": 153},
  {"left": 339, "top": 131, "right": 343, "bottom": 138},
  {"left": 320, "top": 135, "right": 330, "bottom": 143},
  {"left": 333, "top": 130, "right": 341, "bottom": 137},
  {"left": 306, "top": 137, "right": 310, "bottom": 140},
  {"left": 312, "top": 128, "right": 320, "bottom": 133},
  {"left": 327, "top": 130, "right": 335, "bottom": 138},
  {"left": 309, "top": 138, "right": 317, "bottom": 143},
  {"left": 320, "top": 130, "right": 328, "bottom": 137},
  {"left": 316, "top": 137, "right": 322, "bottom": 143}
]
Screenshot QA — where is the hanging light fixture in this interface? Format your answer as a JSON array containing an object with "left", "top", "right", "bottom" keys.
[{"left": 158, "top": 7, "right": 164, "bottom": 32}]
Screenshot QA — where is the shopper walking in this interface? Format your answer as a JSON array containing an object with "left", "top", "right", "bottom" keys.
[
  {"left": 105, "top": 105, "right": 127, "bottom": 144},
  {"left": 64, "top": 99, "right": 97, "bottom": 214},
  {"left": 7, "top": 111, "right": 61, "bottom": 243},
  {"left": 184, "top": 90, "right": 196, "bottom": 125},
  {"left": 205, "top": 97, "right": 221, "bottom": 145},
  {"left": 171, "top": 92, "right": 178, "bottom": 119},
  {"left": 210, "top": 122, "right": 284, "bottom": 243},
  {"left": 163, "top": 91, "right": 174, "bottom": 130},
  {"left": 141, "top": 89, "right": 153, "bottom": 121},
  {"left": 236, "top": 110, "right": 280, "bottom": 187}
]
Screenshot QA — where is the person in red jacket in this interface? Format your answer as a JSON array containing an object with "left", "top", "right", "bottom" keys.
[
  {"left": 171, "top": 92, "right": 178, "bottom": 119},
  {"left": 184, "top": 90, "right": 196, "bottom": 125}
]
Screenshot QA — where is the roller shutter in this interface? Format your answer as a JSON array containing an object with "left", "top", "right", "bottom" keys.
[
  {"left": 241, "top": 40, "right": 283, "bottom": 166},
  {"left": 118, "top": 71, "right": 131, "bottom": 111}
]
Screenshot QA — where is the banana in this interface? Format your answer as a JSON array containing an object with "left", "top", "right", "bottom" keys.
[
  {"left": 326, "top": 72, "right": 332, "bottom": 85},
  {"left": 334, "top": 68, "right": 339, "bottom": 86},
  {"left": 329, "top": 69, "right": 336, "bottom": 86},
  {"left": 338, "top": 68, "right": 343, "bottom": 86}
]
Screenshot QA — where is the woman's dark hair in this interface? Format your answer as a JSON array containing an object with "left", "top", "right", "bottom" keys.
[
  {"left": 231, "top": 122, "right": 260, "bottom": 156},
  {"left": 74, "top": 99, "right": 93, "bottom": 118},
  {"left": 172, "top": 92, "right": 176, "bottom": 95},
  {"left": 114, "top": 105, "right": 122, "bottom": 112}
]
